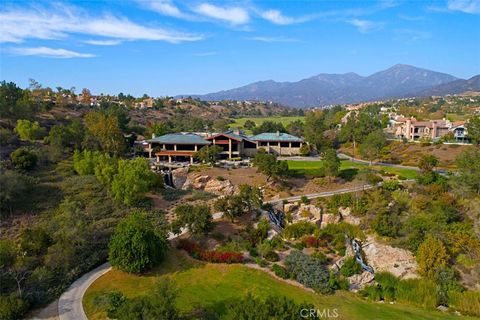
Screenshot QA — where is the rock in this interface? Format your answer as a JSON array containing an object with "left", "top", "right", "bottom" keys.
[
  {"left": 339, "top": 207, "right": 361, "bottom": 225},
  {"left": 191, "top": 175, "right": 211, "bottom": 189},
  {"left": 362, "top": 236, "right": 418, "bottom": 279},
  {"left": 171, "top": 167, "right": 189, "bottom": 189},
  {"left": 297, "top": 204, "right": 322, "bottom": 221},
  {"left": 204, "top": 179, "right": 238, "bottom": 195},
  {"left": 437, "top": 305, "right": 449, "bottom": 312},
  {"left": 284, "top": 203, "right": 298, "bottom": 213},
  {"left": 348, "top": 271, "right": 375, "bottom": 291},
  {"left": 320, "top": 213, "right": 340, "bottom": 228},
  {"left": 182, "top": 178, "right": 192, "bottom": 190}
]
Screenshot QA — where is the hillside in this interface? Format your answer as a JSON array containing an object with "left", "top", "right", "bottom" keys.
[
  {"left": 188, "top": 64, "right": 459, "bottom": 108},
  {"left": 414, "top": 75, "right": 480, "bottom": 97}
]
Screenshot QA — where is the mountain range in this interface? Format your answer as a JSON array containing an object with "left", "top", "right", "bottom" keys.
[{"left": 186, "top": 64, "right": 480, "bottom": 108}]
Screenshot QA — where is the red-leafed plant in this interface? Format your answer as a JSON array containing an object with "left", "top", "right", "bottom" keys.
[
  {"left": 302, "top": 235, "right": 319, "bottom": 248},
  {"left": 177, "top": 239, "right": 243, "bottom": 263}
]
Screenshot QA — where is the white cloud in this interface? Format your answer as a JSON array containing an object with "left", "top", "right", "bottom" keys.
[
  {"left": 139, "top": 0, "right": 193, "bottom": 19},
  {"left": 192, "top": 51, "right": 218, "bottom": 56},
  {"left": 348, "top": 19, "right": 382, "bottom": 33},
  {"left": 395, "top": 29, "right": 431, "bottom": 42},
  {"left": 194, "top": 3, "right": 249, "bottom": 25},
  {"left": 10, "top": 46, "right": 95, "bottom": 58},
  {"left": 84, "top": 39, "right": 122, "bottom": 46},
  {"left": 259, "top": 9, "right": 309, "bottom": 25},
  {"left": 447, "top": 0, "right": 480, "bottom": 14},
  {"left": 0, "top": 4, "right": 203, "bottom": 44},
  {"left": 246, "top": 36, "right": 300, "bottom": 43}
]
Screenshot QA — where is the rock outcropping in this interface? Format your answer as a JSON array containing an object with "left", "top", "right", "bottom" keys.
[{"left": 362, "top": 236, "right": 418, "bottom": 279}]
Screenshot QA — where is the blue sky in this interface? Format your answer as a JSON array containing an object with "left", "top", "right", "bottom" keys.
[{"left": 1, "top": 0, "right": 479, "bottom": 96}]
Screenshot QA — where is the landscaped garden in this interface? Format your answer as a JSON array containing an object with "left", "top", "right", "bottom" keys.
[{"left": 83, "top": 250, "right": 468, "bottom": 320}]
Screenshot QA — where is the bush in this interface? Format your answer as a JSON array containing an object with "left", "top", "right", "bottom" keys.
[
  {"left": 382, "top": 180, "right": 400, "bottom": 191},
  {"left": 311, "top": 251, "right": 330, "bottom": 264},
  {"left": 284, "top": 251, "right": 330, "bottom": 292},
  {"left": 271, "top": 264, "right": 290, "bottom": 279},
  {"left": 449, "top": 290, "right": 480, "bottom": 317},
  {"left": 264, "top": 250, "right": 279, "bottom": 262},
  {"left": 0, "top": 294, "right": 29, "bottom": 320},
  {"left": 108, "top": 213, "right": 168, "bottom": 273},
  {"left": 10, "top": 147, "right": 37, "bottom": 171},
  {"left": 255, "top": 257, "right": 269, "bottom": 267},
  {"left": 339, "top": 257, "right": 362, "bottom": 277},
  {"left": 216, "top": 175, "right": 225, "bottom": 181},
  {"left": 177, "top": 239, "right": 243, "bottom": 264},
  {"left": 416, "top": 235, "right": 449, "bottom": 279},
  {"left": 301, "top": 235, "right": 319, "bottom": 248},
  {"left": 300, "top": 195, "right": 310, "bottom": 204},
  {"left": 282, "top": 221, "right": 318, "bottom": 239},
  {"left": 396, "top": 278, "right": 437, "bottom": 309},
  {"left": 14, "top": 119, "right": 46, "bottom": 141}
]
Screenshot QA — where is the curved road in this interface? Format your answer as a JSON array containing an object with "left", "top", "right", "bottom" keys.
[{"left": 57, "top": 181, "right": 409, "bottom": 320}]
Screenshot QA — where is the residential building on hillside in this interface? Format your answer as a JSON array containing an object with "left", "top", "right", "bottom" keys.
[
  {"left": 388, "top": 116, "right": 468, "bottom": 141},
  {"left": 142, "top": 129, "right": 304, "bottom": 163}
]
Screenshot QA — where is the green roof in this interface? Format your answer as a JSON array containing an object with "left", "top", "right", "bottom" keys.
[
  {"left": 147, "top": 133, "right": 211, "bottom": 145},
  {"left": 249, "top": 132, "right": 303, "bottom": 142}
]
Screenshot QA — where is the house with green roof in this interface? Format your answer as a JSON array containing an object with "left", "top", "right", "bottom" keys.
[{"left": 143, "top": 130, "right": 304, "bottom": 163}]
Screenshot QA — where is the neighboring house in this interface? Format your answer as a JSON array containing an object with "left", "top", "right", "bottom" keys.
[
  {"left": 389, "top": 116, "right": 467, "bottom": 141},
  {"left": 142, "top": 129, "right": 304, "bottom": 163}
]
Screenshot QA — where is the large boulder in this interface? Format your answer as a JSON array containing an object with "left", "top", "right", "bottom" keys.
[
  {"left": 296, "top": 204, "right": 322, "bottom": 221},
  {"left": 339, "top": 207, "right": 361, "bottom": 225},
  {"left": 348, "top": 271, "right": 375, "bottom": 292},
  {"left": 191, "top": 175, "right": 211, "bottom": 189},
  {"left": 320, "top": 213, "right": 340, "bottom": 228},
  {"left": 284, "top": 203, "right": 298, "bottom": 213},
  {"left": 362, "top": 236, "right": 418, "bottom": 279},
  {"left": 204, "top": 178, "right": 238, "bottom": 196},
  {"left": 171, "top": 167, "right": 189, "bottom": 189}
]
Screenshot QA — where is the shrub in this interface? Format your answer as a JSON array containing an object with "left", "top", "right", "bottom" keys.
[
  {"left": 301, "top": 235, "right": 318, "bottom": 248},
  {"left": 108, "top": 213, "right": 167, "bottom": 273},
  {"left": 361, "top": 284, "right": 383, "bottom": 301},
  {"left": 340, "top": 257, "right": 362, "bottom": 277},
  {"left": 264, "top": 250, "right": 279, "bottom": 262},
  {"left": 300, "top": 195, "right": 310, "bottom": 204},
  {"left": 449, "top": 290, "right": 480, "bottom": 317},
  {"left": 0, "top": 294, "right": 29, "bottom": 320},
  {"left": 284, "top": 251, "right": 330, "bottom": 292},
  {"left": 311, "top": 251, "right": 330, "bottom": 264},
  {"left": 216, "top": 176, "right": 225, "bottom": 181},
  {"left": 10, "top": 147, "right": 37, "bottom": 171},
  {"left": 396, "top": 278, "right": 437, "bottom": 309},
  {"left": 177, "top": 239, "right": 243, "bottom": 263},
  {"left": 416, "top": 235, "right": 449, "bottom": 279},
  {"left": 382, "top": 180, "right": 400, "bottom": 191},
  {"left": 282, "top": 221, "right": 318, "bottom": 239},
  {"left": 255, "top": 257, "right": 269, "bottom": 267},
  {"left": 375, "top": 272, "right": 399, "bottom": 301},
  {"left": 271, "top": 264, "right": 290, "bottom": 279},
  {"left": 14, "top": 119, "right": 46, "bottom": 141}
]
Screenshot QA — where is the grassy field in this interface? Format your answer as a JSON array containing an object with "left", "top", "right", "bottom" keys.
[
  {"left": 84, "top": 250, "right": 467, "bottom": 320},
  {"left": 287, "top": 160, "right": 419, "bottom": 180},
  {"left": 230, "top": 116, "right": 304, "bottom": 133}
]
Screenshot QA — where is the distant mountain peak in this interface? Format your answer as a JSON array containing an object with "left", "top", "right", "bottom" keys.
[{"left": 188, "top": 64, "right": 463, "bottom": 108}]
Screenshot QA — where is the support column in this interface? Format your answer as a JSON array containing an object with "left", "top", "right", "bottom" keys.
[
  {"left": 278, "top": 141, "right": 281, "bottom": 156},
  {"left": 228, "top": 139, "right": 232, "bottom": 159},
  {"left": 194, "top": 144, "right": 198, "bottom": 151},
  {"left": 168, "top": 156, "right": 172, "bottom": 163},
  {"left": 148, "top": 143, "right": 152, "bottom": 158},
  {"left": 156, "top": 155, "right": 159, "bottom": 162},
  {"left": 289, "top": 142, "right": 292, "bottom": 156},
  {"left": 190, "top": 156, "right": 193, "bottom": 164},
  {"left": 267, "top": 141, "right": 270, "bottom": 153},
  {"left": 174, "top": 144, "right": 177, "bottom": 151}
]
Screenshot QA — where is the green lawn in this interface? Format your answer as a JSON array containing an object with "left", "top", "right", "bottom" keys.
[
  {"left": 287, "top": 160, "right": 419, "bottom": 180},
  {"left": 84, "top": 250, "right": 466, "bottom": 320},
  {"left": 230, "top": 116, "right": 304, "bottom": 134}
]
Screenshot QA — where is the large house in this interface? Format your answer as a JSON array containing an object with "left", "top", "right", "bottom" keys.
[
  {"left": 143, "top": 129, "right": 304, "bottom": 163},
  {"left": 389, "top": 116, "right": 468, "bottom": 141}
]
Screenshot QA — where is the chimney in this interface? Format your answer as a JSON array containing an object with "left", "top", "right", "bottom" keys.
[{"left": 276, "top": 131, "right": 280, "bottom": 137}]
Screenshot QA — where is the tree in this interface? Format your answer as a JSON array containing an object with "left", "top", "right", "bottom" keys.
[
  {"left": 451, "top": 147, "right": 480, "bottom": 195},
  {"left": 212, "top": 119, "right": 230, "bottom": 132},
  {"left": 111, "top": 158, "right": 162, "bottom": 205},
  {"left": 467, "top": 115, "right": 480, "bottom": 144},
  {"left": 84, "top": 111, "right": 125, "bottom": 155},
  {"left": 239, "top": 184, "right": 263, "bottom": 212},
  {"left": 10, "top": 147, "right": 37, "bottom": 171},
  {"left": 14, "top": 119, "right": 46, "bottom": 141},
  {"left": 304, "top": 111, "right": 329, "bottom": 153},
  {"left": 323, "top": 148, "right": 340, "bottom": 181},
  {"left": 286, "top": 119, "right": 304, "bottom": 137},
  {"left": 47, "top": 119, "right": 84, "bottom": 151},
  {"left": 146, "top": 122, "right": 169, "bottom": 138},
  {"left": 299, "top": 144, "right": 311, "bottom": 156},
  {"left": 340, "top": 111, "right": 383, "bottom": 158},
  {"left": 80, "top": 88, "right": 92, "bottom": 105},
  {"left": 0, "top": 81, "right": 26, "bottom": 119},
  {"left": 194, "top": 145, "right": 223, "bottom": 165},
  {"left": 108, "top": 213, "right": 167, "bottom": 273},
  {"left": 214, "top": 195, "right": 246, "bottom": 222},
  {"left": 252, "top": 121, "right": 287, "bottom": 135},
  {"left": 416, "top": 235, "right": 449, "bottom": 279},
  {"left": 252, "top": 149, "right": 288, "bottom": 181},
  {"left": 419, "top": 154, "right": 438, "bottom": 172},
  {"left": 359, "top": 130, "right": 386, "bottom": 163},
  {"left": 173, "top": 204, "right": 213, "bottom": 236},
  {"left": 243, "top": 119, "right": 256, "bottom": 130},
  {"left": 0, "top": 169, "right": 35, "bottom": 216}
]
